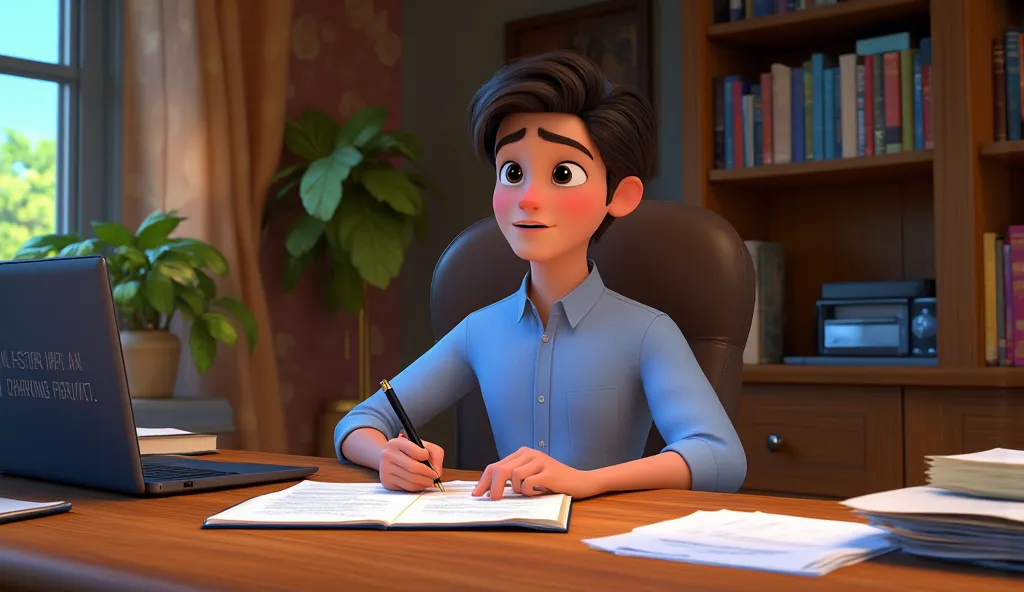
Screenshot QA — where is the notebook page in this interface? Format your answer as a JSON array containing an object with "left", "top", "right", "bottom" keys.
[
  {"left": 136, "top": 428, "right": 194, "bottom": 437},
  {"left": 205, "top": 481, "right": 418, "bottom": 525},
  {"left": 842, "top": 486, "right": 1024, "bottom": 522},
  {"left": 927, "top": 448, "right": 1024, "bottom": 466},
  {"left": 394, "top": 480, "right": 567, "bottom": 525}
]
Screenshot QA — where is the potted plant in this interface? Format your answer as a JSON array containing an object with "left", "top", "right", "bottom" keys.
[
  {"left": 263, "top": 105, "right": 442, "bottom": 314},
  {"left": 14, "top": 210, "right": 258, "bottom": 398}
]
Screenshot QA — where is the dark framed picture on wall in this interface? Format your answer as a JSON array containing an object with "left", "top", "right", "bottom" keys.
[{"left": 504, "top": 0, "right": 654, "bottom": 108}]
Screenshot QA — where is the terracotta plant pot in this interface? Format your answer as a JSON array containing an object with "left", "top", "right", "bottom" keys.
[{"left": 119, "top": 329, "right": 181, "bottom": 399}]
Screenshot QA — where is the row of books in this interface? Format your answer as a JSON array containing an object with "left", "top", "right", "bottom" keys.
[
  {"left": 982, "top": 229, "right": 1024, "bottom": 366},
  {"left": 712, "top": 33, "right": 933, "bottom": 170},
  {"left": 993, "top": 28, "right": 1024, "bottom": 141},
  {"left": 713, "top": 0, "right": 837, "bottom": 22}
]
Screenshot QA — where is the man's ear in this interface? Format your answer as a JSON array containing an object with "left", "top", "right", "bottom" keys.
[{"left": 607, "top": 176, "right": 643, "bottom": 218}]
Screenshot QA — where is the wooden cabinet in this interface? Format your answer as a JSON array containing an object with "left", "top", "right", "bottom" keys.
[
  {"left": 904, "top": 387, "right": 1024, "bottom": 486},
  {"left": 736, "top": 385, "right": 903, "bottom": 498},
  {"left": 735, "top": 384, "right": 1024, "bottom": 498}
]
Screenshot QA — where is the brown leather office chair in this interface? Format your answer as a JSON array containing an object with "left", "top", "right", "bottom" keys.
[{"left": 430, "top": 200, "right": 756, "bottom": 470}]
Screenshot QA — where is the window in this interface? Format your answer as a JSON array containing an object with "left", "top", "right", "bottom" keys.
[{"left": 0, "top": 0, "right": 122, "bottom": 259}]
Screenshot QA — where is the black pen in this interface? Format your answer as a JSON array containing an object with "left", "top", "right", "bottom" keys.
[{"left": 380, "top": 379, "right": 445, "bottom": 492}]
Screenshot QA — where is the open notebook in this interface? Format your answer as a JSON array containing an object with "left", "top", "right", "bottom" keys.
[{"left": 202, "top": 480, "right": 572, "bottom": 532}]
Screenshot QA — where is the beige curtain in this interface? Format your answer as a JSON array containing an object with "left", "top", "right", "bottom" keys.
[{"left": 123, "top": 0, "right": 293, "bottom": 452}]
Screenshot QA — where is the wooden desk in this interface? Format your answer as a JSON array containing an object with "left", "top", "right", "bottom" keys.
[{"left": 0, "top": 451, "right": 1020, "bottom": 591}]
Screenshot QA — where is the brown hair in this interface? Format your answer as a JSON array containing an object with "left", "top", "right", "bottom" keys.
[{"left": 467, "top": 50, "right": 657, "bottom": 243}]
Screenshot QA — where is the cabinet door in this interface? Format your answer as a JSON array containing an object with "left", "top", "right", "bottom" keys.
[
  {"left": 737, "top": 384, "right": 904, "bottom": 498},
  {"left": 904, "top": 387, "right": 1024, "bottom": 486}
]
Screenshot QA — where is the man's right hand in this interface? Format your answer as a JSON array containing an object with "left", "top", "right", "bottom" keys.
[{"left": 378, "top": 431, "right": 445, "bottom": 492}]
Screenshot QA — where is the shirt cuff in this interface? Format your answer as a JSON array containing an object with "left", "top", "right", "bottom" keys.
[
  {"left": 663, "top": 437, "right": 719, "bottom": 492},
  {"left": 333, "top": 412, "right": 393, "bottom": 464}
]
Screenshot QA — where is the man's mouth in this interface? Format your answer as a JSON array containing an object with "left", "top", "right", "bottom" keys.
[{"left": 513, "top": 222, "right": 550, "bottom": 229}]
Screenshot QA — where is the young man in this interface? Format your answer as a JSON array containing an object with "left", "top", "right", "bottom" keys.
[{"left": 336, "top": 50, "right": 746, "bottom": 500}]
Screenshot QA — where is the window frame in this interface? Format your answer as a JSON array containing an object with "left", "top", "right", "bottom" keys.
[{"left": 0, "top": 0, "right": 123, "bottom": 237}]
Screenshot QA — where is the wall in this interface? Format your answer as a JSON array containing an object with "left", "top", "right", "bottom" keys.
[
  {"left": 260, "top": 0, "right": 403, "bottom": 455},
  {"left": 399, "top": 0, "right": 683, "bottom": 460}
]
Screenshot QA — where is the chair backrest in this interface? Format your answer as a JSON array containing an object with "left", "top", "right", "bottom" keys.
[{"left": 430, "top": 200, "right": 756, "bottom": 470}]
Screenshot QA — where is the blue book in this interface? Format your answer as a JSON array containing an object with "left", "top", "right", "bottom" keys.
[
  {"left": 723, "top": 76, "right": 738, "bottom": 168},
  {"left": 811, "top": 53, "right": 833, "bottom": 161},
  {"left": 753, "top": 84, "right": 763, "bottom": 166},
  {"left": 823, "top": 68, "right": 836, "bottom": 160},
  {"left": 792, "top": 67, "right": 805, "bottom": 162}
]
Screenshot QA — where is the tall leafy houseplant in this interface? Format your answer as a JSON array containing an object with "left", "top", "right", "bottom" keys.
[
  {"left": 14, "top": 211, "right": 257, "bottom": 398},
  {"left": 264, "top": 106, "right": 440, "bottom": 314}
]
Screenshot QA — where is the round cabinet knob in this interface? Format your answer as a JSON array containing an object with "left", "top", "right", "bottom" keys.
[{"left": 766, "top": 434, "right": 783, "bottom": 452}]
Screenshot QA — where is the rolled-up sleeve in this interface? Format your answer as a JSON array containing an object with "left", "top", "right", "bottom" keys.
[
  {"left": 638, "top": 314, "right": 747, "bottom": 493},
  {"left": 334, "top": 316, "right": 478, "bottom": 463}
]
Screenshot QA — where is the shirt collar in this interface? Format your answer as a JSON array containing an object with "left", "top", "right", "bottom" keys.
[{"left": 514, "top": 260, "right": 605, "bottom": 329}]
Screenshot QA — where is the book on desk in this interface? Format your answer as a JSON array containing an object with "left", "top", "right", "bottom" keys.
[
  {"left": 136, "top": 427, "right": 216, "bottom": 456},
  {"left": 202, "top": 480, "right": 572, "bottom": 532},
  {"left": 0, "top": 497, "right": 71, "bottom": 526}
]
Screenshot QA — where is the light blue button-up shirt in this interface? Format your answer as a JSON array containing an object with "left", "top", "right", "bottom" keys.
[{"left": 334, "top": 262, "right": 747, "bottom": 493}]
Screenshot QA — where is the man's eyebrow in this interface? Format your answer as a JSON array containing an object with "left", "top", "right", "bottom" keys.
[
  {"left": 538, "top": 127, "right": 593, "bottom": 160},
  {"left": 495, "top": 128, "right": 526, "bottom": 154}
]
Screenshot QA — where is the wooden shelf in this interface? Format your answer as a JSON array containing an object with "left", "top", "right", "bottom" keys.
[
  {"left": 743, "top": 364, "right": 1024, "bottom": 388},
  {"left": 707, "top": 0, "right": 930, "bottom": 48},
  {"left": 979, "top": 140, "right": 1024, "bottom": 163},
  {"left": 707, "top": 149, "right": 933, "bottom": 187}
]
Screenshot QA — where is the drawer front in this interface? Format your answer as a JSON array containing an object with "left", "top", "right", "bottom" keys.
[
  {"left": 904, "top": 387, "right": 1024, "bottom": 486},
  {"left": 737, "top": 384, "right": 903, "bottom": 498}
]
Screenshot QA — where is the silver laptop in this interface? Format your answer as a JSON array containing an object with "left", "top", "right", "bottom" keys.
[{"left": 0, "top": 255, "right": 317, "bottom": 495}]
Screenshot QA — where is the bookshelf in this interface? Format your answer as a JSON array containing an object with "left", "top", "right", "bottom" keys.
[{"left": 682, "top": 0, "right": 1024, "bottom": 499}]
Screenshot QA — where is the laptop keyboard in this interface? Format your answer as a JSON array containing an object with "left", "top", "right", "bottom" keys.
[{"left": 142, "top": 459, "right": 235, "bottom": 482}]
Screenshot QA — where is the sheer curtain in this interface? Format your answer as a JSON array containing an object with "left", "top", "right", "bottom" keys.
[{"left": 122, "top": 0, "right": 293, "bottom": 452}]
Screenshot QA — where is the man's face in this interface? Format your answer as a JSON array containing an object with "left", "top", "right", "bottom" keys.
[{"left": 491, "top": 112, "right": 609, "bottom": 263}]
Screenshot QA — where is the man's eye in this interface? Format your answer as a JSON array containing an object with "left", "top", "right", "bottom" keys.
[
  {"left": 499, "top": 161, "right": 524, "bottom": 186},
  {"left": 551, "top": 162, "right": 587, "bottom": 187}
]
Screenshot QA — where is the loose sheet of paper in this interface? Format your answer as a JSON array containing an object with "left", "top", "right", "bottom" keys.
[
  {"left": 583, "top": 510, "right": 897, "bottom": 576},
  {"left": 205, "top": 481, "right": 418, "bottom": 525},
  {"left": 0, "top": 497, "right": 66, "bottom": 517},
  {"left": 394, "top": 480, "right": 566, "bottom": 525},
  {"left": 842, "top": 486, "right": 1024, "bottom": 523}
]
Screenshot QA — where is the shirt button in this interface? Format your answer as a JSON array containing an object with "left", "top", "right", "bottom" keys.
[
  {"left": 541, "top": 334, "right": 549, "bottom": 343},
  {"left": 537, "top": 395, "right": 545, "bottom": 403},
  {"left": 539, "top": 440, "right": 546, "bottom": 447}
]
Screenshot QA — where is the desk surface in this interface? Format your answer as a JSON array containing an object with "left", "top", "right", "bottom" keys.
[{"left": 0, "top": 450, "right": 1021, "bottom": 591}]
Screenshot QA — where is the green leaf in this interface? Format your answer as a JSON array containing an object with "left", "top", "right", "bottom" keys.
[
  {"left": 285, "top": 213, "right": 326, "bottom": 257},
  {"left": 189, "top": 321, "right": 217, "bottom": 375},
  {"left": 91, "top": 221, "right": 134, "bottom": 247},
  {"left": 361, "top": 168, "right": 422, "bottom": 215},
  {"left": 112, "top": 280, "right": 141, "bottom": 306},
  {"left": 166, "top": 239, "right": 229, "bottom": 276},
  {"left": 145, "top": 267, "right": 175, "bottom": 313},
  {"left": 284, "top": 109, "right": 339, "bottom": 161},
  {"left": 16, "top": 233, "right": 82, "bottom": 258},
  {"left": 284, "top": 250, "right": 314, "bottom": 292},
  {"left": 299, "top": 146, "right": 364, "bottom": 221},
  {"left": 156, "top": 260, "right": 198, "bottom": 287},
  {"left": 195, "top": 270, "right": 217, "bottom": 300},
  {"left": 58, "top": 238, "right": 102, "bottom": 257},
  {"left": 216, "top": 296, "right": 258, "bottom": 352},
  {"left": 114, "top": 245, "right": 148, "bottom": 269},
  {"left": 335, "top": 105, "right": 387, "bottom": 148},
  {"left": 324, "top": 253, "right": 364, "bottom": 315},
  {"left": 177, "top": 287, "right": 206, "bottom": 319},
  {"left": 365, "top": 131, "right": 421, "bottom": 162},
  {"left": 135, "top": 211, "right": 184, "bottom": 250},
  {"left": 270, "top": 163, "right": 306, "bottom": 185},
  {"left": 336, "top": 190, "right": 405, "bottom": 289},
  {"left": 202, "top": 312, "right": 238, "bottom": 346}
]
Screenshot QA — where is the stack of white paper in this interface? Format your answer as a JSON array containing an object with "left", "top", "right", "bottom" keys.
[
  {"left": 925, "top": 448, "right": 1024, "bottom": 501},
  {"left": 841, "top": 485, "right": 1024, "bottom": 572},
  {"left": 581, "top": 509, "right": 897, "bottom": 576}
]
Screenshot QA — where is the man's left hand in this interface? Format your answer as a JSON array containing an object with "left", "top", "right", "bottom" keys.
[{"left": 471, "top": 446, "right": 598, "bottom": 500}]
